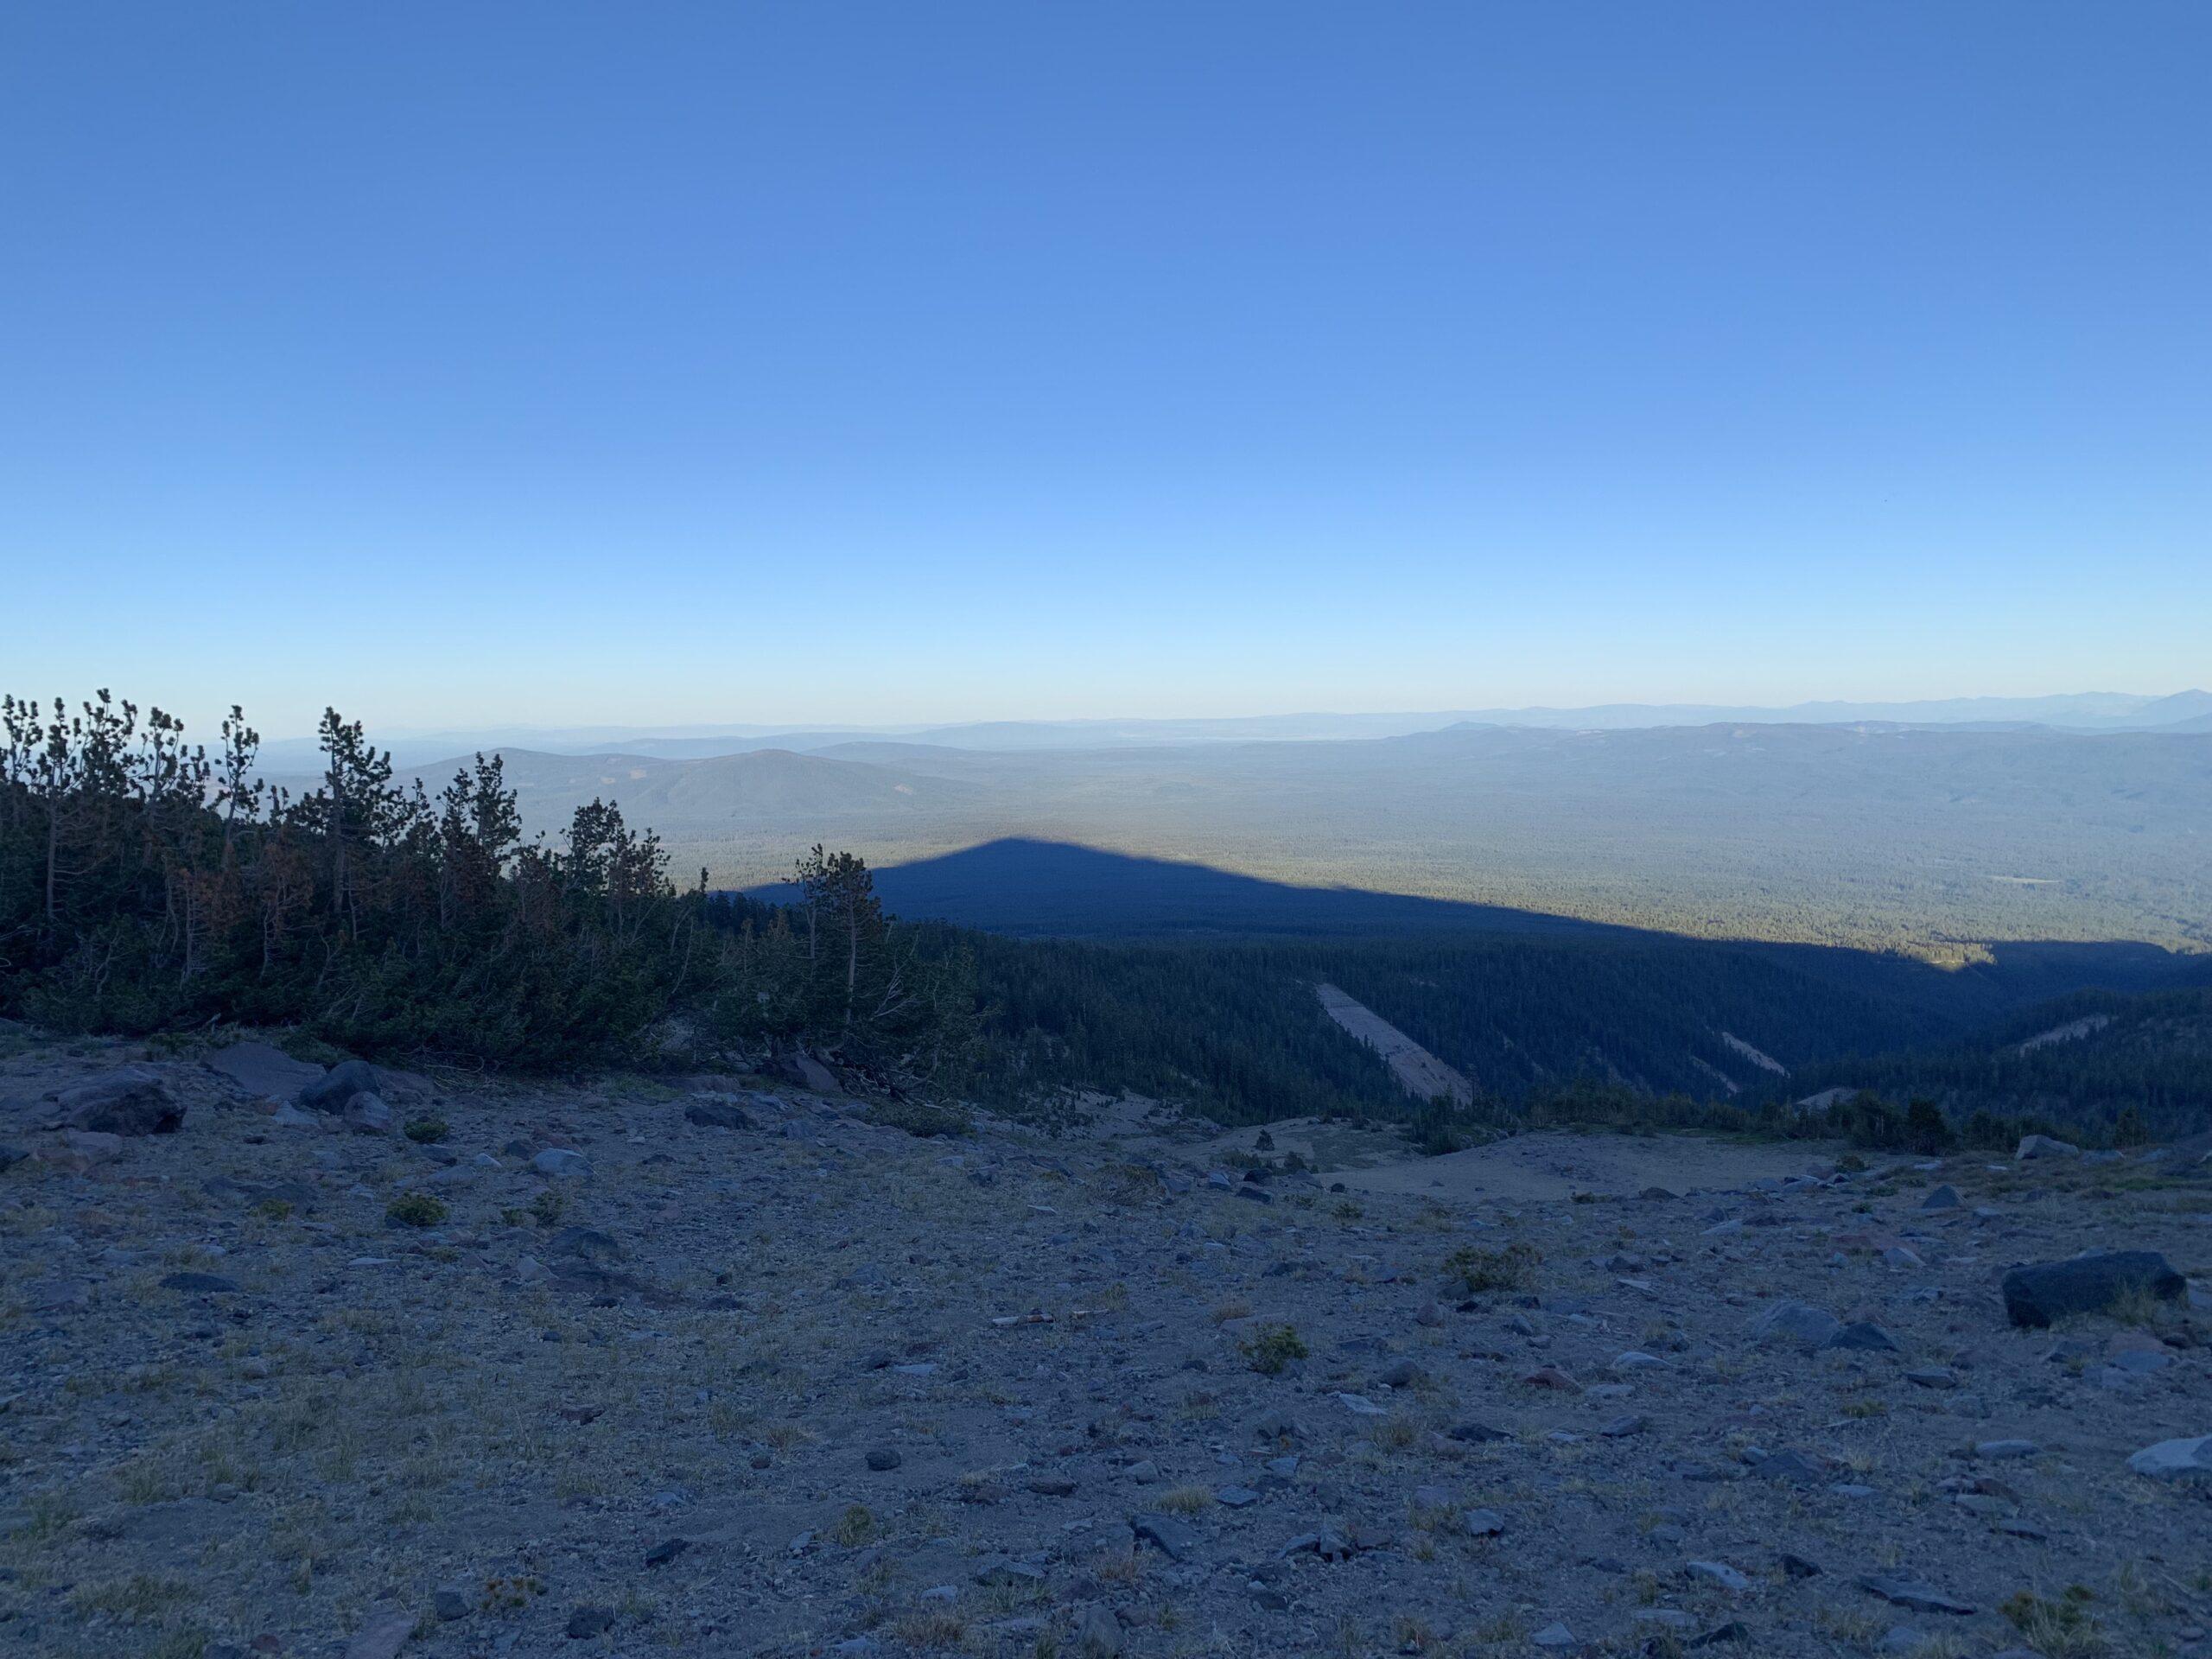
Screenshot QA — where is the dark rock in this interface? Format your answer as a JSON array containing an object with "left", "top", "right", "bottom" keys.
[
  {"left": 865, "top": 1447, "right": 902, "bottom": 1471},
  {"left": 1777, "top": 1552, "right": 1823, "bottom": 1578},
  {"left": 645, "top": 1536, "right": 690, "bottom": 1566},
  {"left": 770, "top": 1049, "right": 842, "bottom": 1094},
  {"left": 2001, "top": 1251, "right": 2185, "bottom": 1328},
  {"left": 299, "top": 1058, "right": 381, "bottom": 1112},
  {"left": 565, "top": 1606, "right": 616, "bottom": 1639},
  {"left": 1826, "top": 1321, "right": 1902, "bottom": 1353},
  {"left": 1130, "top": 1511, "right": 1195, "bottom": 1561},
  {"left": 160, "top": 1272, "right": 241, "bottom": 1294},
  {"left": 0, "top": 1144, "right": 28, "bottom": 1172},
  {"left": 684, "top": 1097, "right": 754, "bottom": 1129},
  {"left": 1857, "top": 1575, "right": 1975, "bottom": 1616},
  {"left": 54, "top": 1066, "right": 182, "bottom": 1135},
  {"left": 1448, "top": 1420, "right": 1510, "bottom": 1443},
  {"left": 1920, "top": 1185, "right": 1961, "bottom": 1211}
]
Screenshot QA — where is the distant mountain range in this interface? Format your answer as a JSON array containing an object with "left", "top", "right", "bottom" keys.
[
  {"left": 250, "top": 689, "right": 2212, "bottom": 771},
  {"left": 259, "top": 716, "right": 2212, "bottom": 959}
]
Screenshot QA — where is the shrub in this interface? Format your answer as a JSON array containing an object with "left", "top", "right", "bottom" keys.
[
  {"left": 862, "top": 1098, "right": 970, "bottom": 1138},
  {"left": 1442, "top": 1242, "right": 1541, "bottom": 1294},
  {"left": 1238, "top": 1323, "right": 1309, "bottom": 1376},
  {"left": 404, "top": 1117, "right": 449, "bottom": 1143},
  {"left": 385, "top": 1193, "right": 447, "bottom": 1229}
]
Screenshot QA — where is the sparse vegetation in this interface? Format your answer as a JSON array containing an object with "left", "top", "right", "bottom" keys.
[
  {"left": 1237, "top": 1322, "right": 1309, "bottom": 1376},
  {"left": 385, "top": 1192, "right": 447, "bottom": 1229},
  {"left": 1442, "top": 1242, "right": 1541, "bottom": 1294}
]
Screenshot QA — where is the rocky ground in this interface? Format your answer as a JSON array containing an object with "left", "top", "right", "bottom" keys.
[{"left": 3, "top": 1029, "right": 2210, "bottom": 1659}]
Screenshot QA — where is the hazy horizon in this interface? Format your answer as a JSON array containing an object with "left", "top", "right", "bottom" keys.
[{"left": 12, "top": 687, "right": 2211, "bottom": 753}]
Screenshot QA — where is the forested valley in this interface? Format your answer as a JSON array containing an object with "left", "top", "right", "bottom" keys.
[{"left": 7, "top": 692, "right": 2209, "bottom": 1152}]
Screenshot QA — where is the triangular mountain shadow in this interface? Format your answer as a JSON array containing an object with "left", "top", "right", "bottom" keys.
[
  {"left": 754, "top": 837, "right": 2209, "bottom": 1022},
  {"left": 855, "top": 838, "right": 1619, "bottom": 939}
]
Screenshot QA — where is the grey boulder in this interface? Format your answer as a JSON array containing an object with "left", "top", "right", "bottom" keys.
[
  {"left": 2126, "top": 1435, "right": 2212, "bottom": 1481},
  {"left": 205, "top": 1040, "right": 325, "bottom": 1102}
]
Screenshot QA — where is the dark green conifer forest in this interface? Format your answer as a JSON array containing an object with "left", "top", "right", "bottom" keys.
[{"left": 0, "top": 693, "right": 974, "bottom": 1082}]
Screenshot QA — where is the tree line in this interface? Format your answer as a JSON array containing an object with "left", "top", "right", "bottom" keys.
[{"left": 0, "top": 692, "right": 974, "bottom": 1079}]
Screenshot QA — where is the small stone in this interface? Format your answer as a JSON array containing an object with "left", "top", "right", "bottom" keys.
[
  {"left": 1858, "top": 1574, "right": 1976, "bottom": 1615},
  {"left": 433, "top": 1586, "right": 471, "bottom": 1621},
  {"left": 345, "top": 1611, "right": 416, "bottom": 1659},
  {"left": 645, "top": 1536, "right": 690, "bottom": 1566},
  {"left": 1826, "top": 1321, "right": 1901, "bottom": 1353},
  {"left": 1601, "top": 1414, "right": 1648, "bottom": 1437},
  {"left": 533, "top": 1147, "right": 590, "bottom": 1178},
  {"left": 1461, "top": 1507, "right": 1506, "bottom": 1536},
  {"left": 1688, "top": 1560, "right": 1750, "bottom": 1592},
  {"left": 341, "top": 1092, "right": 394, "bottom": 1134},
  {"left": 160, "top": 1271, "right": 241, "bottom": 1294},
  {"left": 971, "top": 1556, "right": 1046, "bottom": 1586},
  {"left": 865, "top": 1447, "right": 902, "bottom": 1471},
  {"left": 1750, "top": 1299, "right": 1841, "bottom": 1351},
  {"left": 1920, "top": 1185, "right": 1960, "bottom": 1210},
  {"left": 1073, "top": 1603, "right": 1123, "bottom": 1656},
  {"left": 1448, "top": 1421, "right": 1510, "bottom": 1442},
  {"left": 1520, "top": 1366, "right": 1580, "bottom": 1391},
  {"left": 1974, "top": 1440, "right": 2038, "bottom": 1459},
  {"left": 1217, "top": 1484, "right": 1260, "bottom": 1508},
  {"left": 1531, "top": 1622, "right": 1577, "bottom": 1649},
  {"left": 1131, "top": 1511, "right": 1195, "bottom": 1561}
]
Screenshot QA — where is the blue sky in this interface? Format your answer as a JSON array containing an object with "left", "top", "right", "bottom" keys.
[{"left": 4, "top": 3, "right": 2206, "bottom": 738}]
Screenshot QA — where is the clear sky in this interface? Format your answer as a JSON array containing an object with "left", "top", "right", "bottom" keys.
[{"left": 4, "top": 3, "right": 2207, "bottom": 739}]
